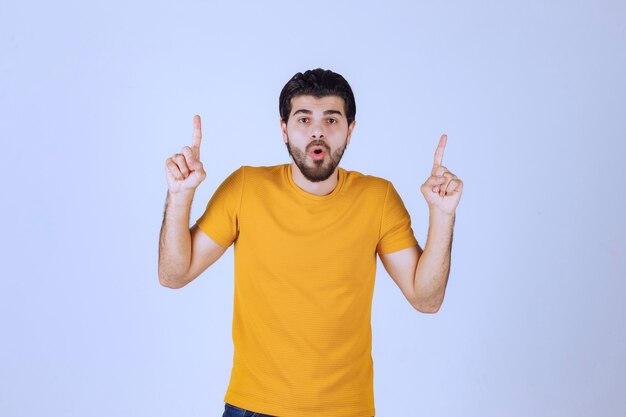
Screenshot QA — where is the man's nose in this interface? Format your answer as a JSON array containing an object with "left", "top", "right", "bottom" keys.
[{"left": 310, "top": 122, "right": 325, "bottom": 139}]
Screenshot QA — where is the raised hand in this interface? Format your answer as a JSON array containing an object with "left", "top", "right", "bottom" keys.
[
  {"left": 420, "top": 134, "right": 463, "bottom": 215},
  {"left": 165, "top": 115, "right": 207, "bottom": 194}
]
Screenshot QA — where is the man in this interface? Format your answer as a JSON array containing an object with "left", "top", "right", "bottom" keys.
[{"left": 158, "top": 69, "right": 463, "bottom": 417}]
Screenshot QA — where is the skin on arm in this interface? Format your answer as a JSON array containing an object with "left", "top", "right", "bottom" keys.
[
  {"left": 379, "top": 212, "right": 454, "bottom": 313},
  {"left": 379, "top": 134, "right": 463, "bottom": 313},
  {"left": 379, "top": 245, "right": 424, "bottom": 309},
  {"left": 158, "top": 115, "right": 228, "bottom": 288}
]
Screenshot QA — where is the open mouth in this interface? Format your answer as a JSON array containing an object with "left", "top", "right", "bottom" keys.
[
  {"left": 309, "top": 146, "right": 326, "bottom": 161},
  {"left": 308, "top": 143, "right": 328, "bottom": 161}
]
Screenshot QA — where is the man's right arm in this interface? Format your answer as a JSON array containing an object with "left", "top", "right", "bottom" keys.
[
  {"left": 158, "top": 115, "right": 226, "bottom": 288},
  {"left": 158, "top": 191, "right": 227, "bottom": 288}
]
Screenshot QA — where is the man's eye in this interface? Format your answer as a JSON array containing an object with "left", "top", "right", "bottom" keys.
[
  {"left": 328, "top": 118, "right": 337, "bottom": 124},
  {"left": 298, "top": 117, "right": 309, "bottom": 123}
]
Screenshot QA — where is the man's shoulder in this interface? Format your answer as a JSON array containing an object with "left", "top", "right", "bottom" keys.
[
  {"left": 237, "top": 164, "right": 285, "bottom": 180},
  {"left": 240, "top": 164, "right": 285, "bottom": 173},
  {"left": 221, "top": 165, "right": 286, "bottom": 189},
  {"left": 341, "top": 167, "right": 391, "bottom": 189}
]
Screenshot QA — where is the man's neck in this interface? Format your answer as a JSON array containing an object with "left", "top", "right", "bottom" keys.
[{"left": 289, "top": 162, "right": 339, "bottom": 196}]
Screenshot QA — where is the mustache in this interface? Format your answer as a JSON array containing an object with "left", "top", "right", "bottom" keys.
[{"left": 306, "top": 140, "right": 331, "bottom": 152}]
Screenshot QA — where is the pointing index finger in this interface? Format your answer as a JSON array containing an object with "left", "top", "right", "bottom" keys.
[
  {"left": 192, "top": 114, "right": 202, "bottom": 157},
  {"left": 432, "top": 134, "right": 447, "bottom": 173}
]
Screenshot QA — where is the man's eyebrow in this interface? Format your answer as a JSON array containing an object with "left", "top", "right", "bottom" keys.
[{"left": 292, "top": 109, "right": 344, "bottom": 116}]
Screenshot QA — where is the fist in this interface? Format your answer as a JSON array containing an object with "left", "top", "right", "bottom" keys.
[
  {"left": 165, "top": 115, "right": 206, "bottom": 194},
  {"left": 420, "top": 134, "right": 463, "bottom": 215}
]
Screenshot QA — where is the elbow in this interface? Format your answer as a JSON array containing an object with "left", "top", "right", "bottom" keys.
[
  {"left": 158, "top": 270, "right": 189, "bottom": 289},
  {"left": 411, "top": 298, "right": 443, "bottom": 314},
  {"left": 159, "top": 278, "right": 185, "bottom": 289},
  {"left": 411, "top": 288, "right": 445, "bottom": 314},
  {"left": 413, "top": 304, "right": 441, "bottom": 314}
]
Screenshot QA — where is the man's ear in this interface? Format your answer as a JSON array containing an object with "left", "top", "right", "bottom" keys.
[
  {"left": 280, "top": 118, "right": 288, "bottom": 143},
  {"left": 346, "top": 120, "right": 356, "bottom": 146}
]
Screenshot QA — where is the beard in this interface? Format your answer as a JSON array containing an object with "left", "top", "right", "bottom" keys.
[{"left": 285, "top": 136, "right": 348, "bottom": 183}]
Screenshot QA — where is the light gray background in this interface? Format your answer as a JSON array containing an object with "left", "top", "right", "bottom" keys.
[{"left": 1, "top": 0, "right": 624, "bottom": 416}]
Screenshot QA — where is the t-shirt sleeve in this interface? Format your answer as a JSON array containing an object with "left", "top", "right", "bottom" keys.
[
  {"left": 376, "top": 181, "right": 418, "bottom": 255},
  {"left": 195, "top": 166, "right": 244, "bottom": 248}
]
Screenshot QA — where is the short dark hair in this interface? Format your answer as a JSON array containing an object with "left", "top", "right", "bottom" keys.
[{"left": 279, "top": 68, "right": 356, "bottom": 124}]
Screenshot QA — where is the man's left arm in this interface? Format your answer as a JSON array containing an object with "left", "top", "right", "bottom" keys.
[{"left": 380, "top": 134, "right": 463, "bottom": 313}]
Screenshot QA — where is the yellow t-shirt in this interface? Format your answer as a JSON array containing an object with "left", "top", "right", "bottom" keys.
[{"left": 196, "top": 164, "right": 418, "bottom": 417}]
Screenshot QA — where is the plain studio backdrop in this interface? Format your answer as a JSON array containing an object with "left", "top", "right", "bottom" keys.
[{"left": 1, "top": 1, "right": 624, "bottom": 416}]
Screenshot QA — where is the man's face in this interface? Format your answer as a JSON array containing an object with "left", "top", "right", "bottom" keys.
[{"left": 281, "top": 95, "right": 356, "bottom": 182}]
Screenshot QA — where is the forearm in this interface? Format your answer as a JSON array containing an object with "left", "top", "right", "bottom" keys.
[
  {"left": 158, "top": 190, "right": 195, "bottom": 287},
  {"left": 413, "top": 209, "right": 455, "bottom": 312}
]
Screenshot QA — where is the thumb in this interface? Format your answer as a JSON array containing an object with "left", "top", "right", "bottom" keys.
[
  {"left": 424, "top": 175, "right": 445, "bottom": 187},
  {"left": 422, "top": 175, "right": 445, "bottom": 194},
  {"left": 182, "top": 146, "right": 197, "bottom": 170},
  {"left": 192, "top": 159, "right": 206, "bottom": 178}
]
